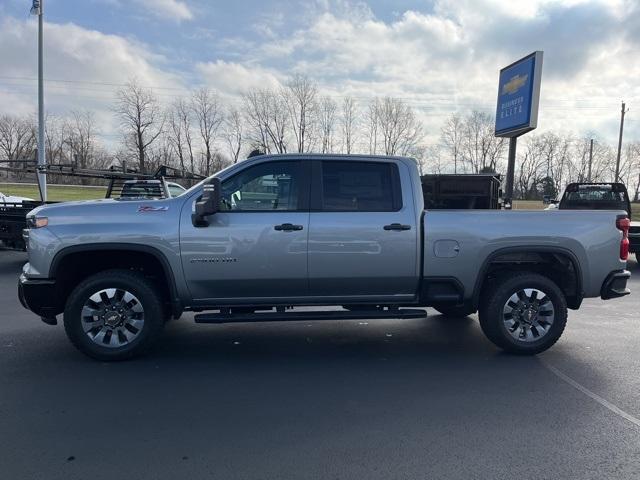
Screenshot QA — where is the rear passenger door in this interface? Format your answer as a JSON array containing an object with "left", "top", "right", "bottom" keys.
[{"left": 307, "top": 159, "right": 419, "bottom": 301}]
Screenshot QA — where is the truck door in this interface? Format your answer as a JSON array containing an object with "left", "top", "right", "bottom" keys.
[
  {"left": 307, "top": 159, "right": 419, "bottom": 301},
  {"left": 180, "top": 160, "right": 310, "bottom": 302}
]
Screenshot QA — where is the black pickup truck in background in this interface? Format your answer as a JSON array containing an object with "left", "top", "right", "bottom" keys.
[{"left": 551, "top": 182, "right": 638, "bottom": 262}]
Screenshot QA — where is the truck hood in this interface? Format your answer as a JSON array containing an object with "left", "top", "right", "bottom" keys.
[{"left": 28, "top": 198, "right": 176, "bottom": 218}]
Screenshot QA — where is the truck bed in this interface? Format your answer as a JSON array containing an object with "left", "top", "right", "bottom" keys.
[{"left": 423, "top": 209, "right": 627, "bottom": 300}]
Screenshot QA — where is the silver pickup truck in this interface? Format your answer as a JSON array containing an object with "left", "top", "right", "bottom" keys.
[{"left": 18, "top": 154, "right": 631, "bottom": 360}]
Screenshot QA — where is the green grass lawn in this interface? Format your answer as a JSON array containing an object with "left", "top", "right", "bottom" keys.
[{"left": 0, "top": 183, "right": 106, "bottom": 201}]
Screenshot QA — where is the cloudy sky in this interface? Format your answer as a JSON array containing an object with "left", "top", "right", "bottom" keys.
[{"left": 0, "top": 0, "right": 638, "bottom": 147}]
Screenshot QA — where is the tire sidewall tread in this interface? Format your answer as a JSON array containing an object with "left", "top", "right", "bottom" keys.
[
  {"left": 63, "top": 269, "right": 164, "bottom": 361},
  {"left": 479, "top": 271, "right": 568, "bottom": 355}
]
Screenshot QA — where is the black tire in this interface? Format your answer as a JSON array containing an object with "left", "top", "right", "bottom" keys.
[
  {"left": 432, "top": 304, "right": 477, "bottom": 317},
  {"left": 478, "top": 272, "right": 567, "bottom": 355},
  {"left": 63, "top": 269, "right": 165, "bottom": 361}
]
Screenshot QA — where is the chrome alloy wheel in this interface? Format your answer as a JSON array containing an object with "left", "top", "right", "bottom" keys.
[
  {"left": 81, "top": 288, "right": 145, "bottom": 348},
  {"left": 502, "top": 288, "right": 555, "bottom": 343}
]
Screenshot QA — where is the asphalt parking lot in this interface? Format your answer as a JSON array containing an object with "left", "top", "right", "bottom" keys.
[{"left": 1, "top": 250, "right": 639, "bottom": 480}]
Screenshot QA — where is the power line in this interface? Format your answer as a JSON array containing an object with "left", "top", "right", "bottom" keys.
[
  {"left": 0, "top": 75, "right": 635, "bottom": 109},
  {"left": 0, "top": 75, "right": 187, "bottom": 91}
]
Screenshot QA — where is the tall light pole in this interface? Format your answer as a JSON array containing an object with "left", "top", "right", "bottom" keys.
[
  {"left": 615, "top": 101, "right": 628, "bottom": 184},
  {"left": 31, "top": 0, "right": 46, "bottom": 201}
]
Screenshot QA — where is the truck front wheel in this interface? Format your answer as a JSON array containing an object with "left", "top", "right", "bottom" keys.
[
  {"left": 63, "top": 269, "right": 165, "bottom": 361},
  {"left": 478, "top": 272, "right": 567, "bottom": 355}
]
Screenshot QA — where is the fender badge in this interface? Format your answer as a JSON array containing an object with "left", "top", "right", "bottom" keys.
[{"left": 138, "top": 205, "right": 169, "bottom": 212}]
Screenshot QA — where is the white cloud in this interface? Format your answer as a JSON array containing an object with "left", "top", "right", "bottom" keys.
[
  {"left": 216, "top": 0, "right": 639, "bottom": 145},
  {"left": 195, "top": 60, "right": 284, "bottom": 97},
  {"left": 133, "top": 0, "right": 193, "bottom": 22},
  {"left": 0, "top": 16, "right": 187, "bottom": 145}
]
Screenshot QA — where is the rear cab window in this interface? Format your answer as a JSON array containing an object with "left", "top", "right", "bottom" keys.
[{"left": 318, "top": 161, "right": 402, "bottom": 212}]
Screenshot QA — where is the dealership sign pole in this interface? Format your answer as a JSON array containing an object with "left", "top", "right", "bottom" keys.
[{"left": 495, "top": 51, "right": 543, "bottom": 209}]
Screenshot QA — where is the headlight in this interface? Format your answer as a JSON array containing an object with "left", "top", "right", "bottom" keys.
[{"left": 26, "top": 216, "right": 48, "bottom": 228}]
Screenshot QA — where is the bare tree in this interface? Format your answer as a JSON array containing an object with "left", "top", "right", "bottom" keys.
[
  {"left": 147, "top": 135, "right": 175, "bottom": 172},
  {"left": 569, "top": 136, "right": 610, "bottom": 185},
  {"left": 376, "top": 97, "right": 423, "bottom": 156},
  {"left": 366, "top": 99, "right": 380, "bottom": 154},
  {"left": 114, "top": 79, "right": 165, "bottom": 173},
  {"left": 224, "top": 107, "right": 243, "bottom": 163},
  {"left": 242, "top": 89, "right": 288, "bottom": 154},
  {"left": 318, "top": 96, "right": 337, "bottom": 154},
  {"left": 167, "top": 99, "right": 192, "bottom": 175},
  {"left": 191, "top": 87, "right": 224, "bottom": 176},
  {"left": 461, "top": 111, "right": 505, "bottom": 173},
  {"left": 65, "top": 110, "right": 95, "bottom": 168},
  {"left": 45, "top": 114, "right": 69, "bottom": 164},
  {"left": 0, "top": 114, "right": 36, "bottom": 164},
  {"left": 440, "top": 114, "right": 463, "bottom": 174},
  {"left": 516, "top": 136, "right": 546, "bottom": 199},
  {"left": 340, "top": 96, "right": 358, "bottom": 154},
  {"left": 64, "top": 110, "right": 96, "bottom": 184},
  {"left": 629, "top": 142, "right": 640, "bottom": 201},
  {"left": 176, "top": 99, "right": 195, "bottom": 174},
  {"left": 284, "top": 74, "right": 318, "bottom": 153}
]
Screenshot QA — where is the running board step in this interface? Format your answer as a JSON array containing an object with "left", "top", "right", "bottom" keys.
[{"left": 194, "top": 309, "right": 427, "bottom": 324}]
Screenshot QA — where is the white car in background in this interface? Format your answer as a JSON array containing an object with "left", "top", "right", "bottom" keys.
[{"left": 0, "top": 192, "right": 34, "bottom": 204}]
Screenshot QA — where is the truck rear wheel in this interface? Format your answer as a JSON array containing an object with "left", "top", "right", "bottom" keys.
[
  {"left": 63, "top": 270, "right": 164, "bottom": 361},
  {"left": 478, "top": 272, "right": 567, "bottom": 355}
]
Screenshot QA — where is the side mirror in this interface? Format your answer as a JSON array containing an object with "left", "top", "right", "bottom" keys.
[{"left": 193, "top": 177, "right": 221, "bottom": 227}]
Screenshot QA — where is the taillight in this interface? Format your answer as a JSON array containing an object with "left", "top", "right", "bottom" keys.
[{"left": 617, "top": 217, "right": 630, "bottom": 260}]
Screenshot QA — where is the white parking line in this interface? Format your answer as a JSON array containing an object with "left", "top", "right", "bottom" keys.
[{"left": 543, "top": 361, "right": 640, "bottom": 428}]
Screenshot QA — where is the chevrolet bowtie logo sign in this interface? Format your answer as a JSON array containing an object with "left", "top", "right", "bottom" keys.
[
  {"left": 502, "top": 74, "right": 528, "bottom": 95},
  {"left": 495, "top": 51, "right": 543, "bottom": 138}
]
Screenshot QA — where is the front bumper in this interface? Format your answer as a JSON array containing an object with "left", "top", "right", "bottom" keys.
[
  {"left": 18, "top": 274, "right": 60, "bottom": 324},
  {"left": 600, "top": 270, "right": 631, "bottom": 300}
]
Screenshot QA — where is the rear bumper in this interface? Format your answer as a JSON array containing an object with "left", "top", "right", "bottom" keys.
[
  {"left": 18, "top": 274, "right": 60, "bottom": 324},
  {"left": 600, "top": 270, "right": 631, "bottom": 300}
]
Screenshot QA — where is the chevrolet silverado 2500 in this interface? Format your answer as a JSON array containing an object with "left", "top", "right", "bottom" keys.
[{"left": 18, "top": 154, "right": 631, "bottom": 360}]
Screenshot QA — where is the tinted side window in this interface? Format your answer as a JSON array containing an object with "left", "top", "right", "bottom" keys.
[
  {"left": 321, "top": 161, "right": 401, "bottom": 212},
  {"left": 221, "top": 161, "right": 301, "bottom": 211}
]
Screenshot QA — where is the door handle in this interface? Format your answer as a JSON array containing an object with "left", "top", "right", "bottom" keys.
[
  {"left": 383, "top": 223, "right": 411, "bottom": 231},
  {"left": 274, "top": 223, "right": 304, "bottom": 231}
]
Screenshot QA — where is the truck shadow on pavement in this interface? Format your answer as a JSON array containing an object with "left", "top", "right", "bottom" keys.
[{"left": 149, "top": 313, "right": 548, "bottom": 374}]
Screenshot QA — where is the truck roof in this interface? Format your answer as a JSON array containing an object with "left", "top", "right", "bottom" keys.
[{"left": 242, "top": 153, "right": 416, "bottom": 163}]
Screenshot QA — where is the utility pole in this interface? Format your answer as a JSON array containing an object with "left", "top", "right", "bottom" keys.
[
  {"left": 31, "top": 0, "right": 46, "bottom": 201},
  {"left": 588, "top": 138, "right": 593, "bottom": 182},
  {"left": 615, "top": 101, "right": 628, "bottom": 183}
]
